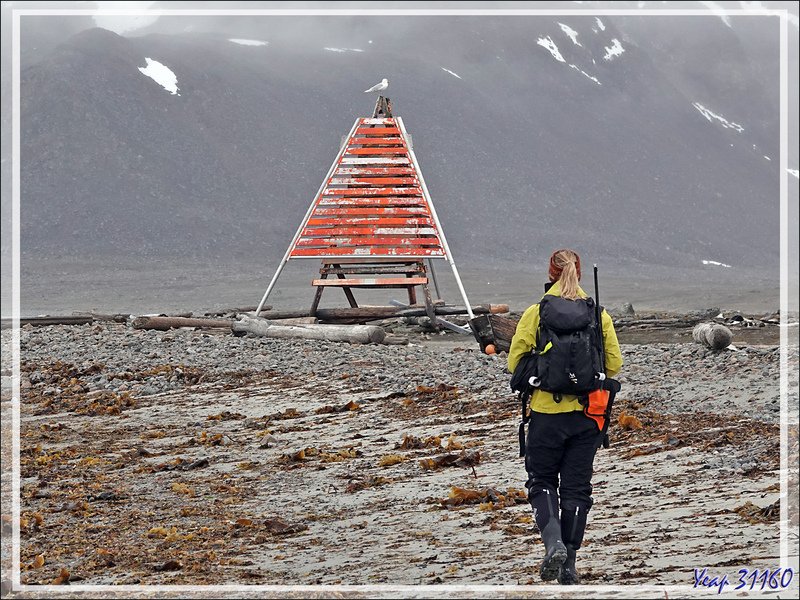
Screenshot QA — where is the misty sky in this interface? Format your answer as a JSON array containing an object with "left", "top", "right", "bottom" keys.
[
  {"left": 1, "top": 0, "right": 798, "bottom": 317},
  {"left": 86, "top": 0, "right": 799, "bottom": 33}
]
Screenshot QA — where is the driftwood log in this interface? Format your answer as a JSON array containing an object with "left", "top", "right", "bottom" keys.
[
  {"left": 1, "top": 315, "right": 94, "bottom": 329},
  {"left": 241, "top": 304, "right": 507, "bottom": 323},
  {"left": 73, "top": 312, "right": 131, "bottom": 323},
  {"left": 204, "top": 305, "right": 272, "bottom": 317},
  {"left": 132, "top": 316, "right": 234, "bottom": 331},
  {"left": 692, "top": 322, "right": 734, "bottom": 350},
  {"left": 614, "top": 317, "right": 704, "bottom": 328},
  {"left": 270, "top": 317, "right": 319, "bottom": 325},
  {"left": 232, "top": 315, "right": 385, "bottom": 344}
]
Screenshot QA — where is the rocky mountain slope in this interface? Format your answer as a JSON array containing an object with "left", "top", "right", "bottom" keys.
[{"left": 8, "top": 4, "right": 796, "bottom": 276}]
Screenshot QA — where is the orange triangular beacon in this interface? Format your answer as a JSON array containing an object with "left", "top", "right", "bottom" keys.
[{"left": 254, "top": 107, "right": 473, "bottom": 321}]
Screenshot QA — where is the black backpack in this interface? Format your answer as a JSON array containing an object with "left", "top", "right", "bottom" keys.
[
  {"left": 510, "top": 294, "right": 604, "bottom": 402},
  {"left": 510, "top": 293, "right": 607, "bottom": 457}
]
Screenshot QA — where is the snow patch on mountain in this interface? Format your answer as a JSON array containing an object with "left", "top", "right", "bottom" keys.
[
  {"left": 603, "top": 39, "right": 625, "bottom": 60},
  {"left": 138, "top": 58, "right": 179, "bottom": 95},
  {"left": 703, "top": 259, "right": 732, "bottom": 268},
  {"left": 559, "top": 23, "right": 581, "bottom": 45},
  {"left": 229, "top": 39, "right": 267, "bottom": 46},
  {"left": 537, "top": 37, "right": 565, "bottom": 62},
  {"left": 570, "top": 64, "right": 601, "bottom": 85},
  {"left": 693, "top": 103, "right": 744, "bottom": 132}
]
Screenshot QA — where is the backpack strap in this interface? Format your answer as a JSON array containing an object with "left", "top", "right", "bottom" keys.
[{"left": 518, "top": 391, "right": 529, "bottom": 458}]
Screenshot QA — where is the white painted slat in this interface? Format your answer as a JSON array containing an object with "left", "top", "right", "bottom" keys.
[
  {"left": 334, "top": 167, "right": 416, "bottom": 175},
  {"left": 327, "top": 177, "right": 418, "bottom": 186},
  {"left": 360, "top": 118, "right": 395, "bottom": 125},
  {"left": 338, "top": 157, "right": 411, "bottom": 165},
  {"left": 302, "top": 227, "right": 438, "bottom": 235}
]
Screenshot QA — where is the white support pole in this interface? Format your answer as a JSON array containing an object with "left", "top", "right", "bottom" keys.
[
  {"left": 255, "top": 118, "right": 362, "bottom": 315},
  {"left": 396, "top": 117, "right": 474, "bottom": 319},
  {"left": 427, "top": 259, "right": 442, "bottom": 300}
]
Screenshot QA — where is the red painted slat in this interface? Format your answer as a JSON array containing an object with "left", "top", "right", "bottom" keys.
[
  {"left": 318, "top": 198, "right": 427, "bottom": 206},
  {"left": 345, "top": 148, "right": 409, "bottom": 155},
  {"left": 334, "top": 167, "right": 416, "bottom": 176},
  {"left": 350, "top": 137, "right": 404, "bottom": 144},
  {"left": 301, "top": 227, "right": 438, "bottom": 236},
  {"left": 312, "top": 207, "right": 431, "bottom": 216},
  {"left": 311, "top": 277, "right": 429, "bottom": 286},
  {"left": 296, "top": 237, "right": 442, "bottom": 246},
  {"left": 292, "top": 247, "right": 445, "bottom": 257},
  {"left": 307, "top": 217, "right": 435, "bottom": 226},
  {"left": 322, "top": 187, "right": 423, "bottom": 197},
  {"left": 320, "top": 257, "right": 428, "bottom": 264},
  {"left": 328, "top": 177, "right": 417, "bottom": 186},
  {"left": 355, "top": 127, "right": 401, "bottom": 136},
  {"left": 352, "top": 141, "right": 403, "bottom": 147}
]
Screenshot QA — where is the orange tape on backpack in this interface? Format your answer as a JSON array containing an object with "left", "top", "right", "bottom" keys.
[{"left": 585, "top": 388, "right": 610, "bottom": 431}]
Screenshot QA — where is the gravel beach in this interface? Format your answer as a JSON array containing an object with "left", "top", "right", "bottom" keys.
[{"left": 1, "top": 313, "right": 798, "bottom": 598}]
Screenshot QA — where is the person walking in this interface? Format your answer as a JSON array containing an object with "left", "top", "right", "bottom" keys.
[{"left": 507, "top": 249, "right": 623, "bottom": 584}]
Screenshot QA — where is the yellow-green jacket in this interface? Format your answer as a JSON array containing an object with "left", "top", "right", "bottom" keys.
[{"left": 507, "top": 281, "right": 623, "bottom": 414}]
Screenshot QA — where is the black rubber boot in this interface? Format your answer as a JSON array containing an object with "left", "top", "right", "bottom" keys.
[
  {"left": 530, "top": 488, "right": 567, "bottom": 581},
  {"left": 558, "top": 505, "right": 587, "bottom": 585},
  {"left": 539, "top": 519, "right": 568, "bottom": 581},
  {"left": 558, "top": 545, "right": 579, "bottom": 585}
]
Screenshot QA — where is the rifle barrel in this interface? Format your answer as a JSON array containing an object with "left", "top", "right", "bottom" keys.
[{"left": 594, "top": 264, "right": 606, "bottom": 375}]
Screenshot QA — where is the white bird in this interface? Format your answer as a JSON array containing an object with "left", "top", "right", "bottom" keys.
[{"left": 364, "top": 78, "right": 389, "bottom": 93}]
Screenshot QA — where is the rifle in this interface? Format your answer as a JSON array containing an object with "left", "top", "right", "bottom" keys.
[
  {"left": 511, "top": 351, "right": 538, "bottom": 458},
  {"left": 591, "top": 264, "right": 619, "bottom": 449},
  {"left": 594, "top": 264, "right": 604, "bottom": 376}
]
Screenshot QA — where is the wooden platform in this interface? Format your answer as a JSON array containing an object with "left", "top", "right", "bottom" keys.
[{"left": 309, "top": 258, "right": 436, "bottom": 321}]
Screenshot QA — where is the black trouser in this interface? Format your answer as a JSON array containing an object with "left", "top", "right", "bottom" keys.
[{"left": 525, "top": 410, "right": 598, "bottom": 515}]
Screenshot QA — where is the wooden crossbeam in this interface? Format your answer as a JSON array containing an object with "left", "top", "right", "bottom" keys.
[
  {"left": 355, "top": 127, "right": 401, "bottom": 135},
  {"left": 334, "top": 167, "right": 416, "bottom": 175},
  {"left": 320, "top": 265, "right": 425, "bottom": 275},
  {"left": 344, "top": 147, "right": 409, "bottom": 155},
  {"left": 305, "top": 217, "right": 435, "bottom": 226},
  {"left": 311, "top": 207, "right": 430, "bottom": 217},
  {"left": 292, "top": 247, "right": 445, "bottom": 257},
  {"left": 349, "top": 137, "right": 404, "bottom": 145},
  {"left": 312, "top": 277, "right": 428, "bottom": 287},
  {"left": 338, "top": 157, "right": 410, "bottom": 164},
  {"left": 296, "top": 237, "right": 442, "bottom": 247},
  {"left": 320, "top": 258, "right": 429, "bottom": 264},
  {"left": 321, "top": 187, "right": 423, "bottom": 197},
  {"left": 302, "top": 226, "right": 438, "bottom": 236},
  {"left": 328, "top": 177, "right": 418, "bottom": 186},
  {"left": 317, "top": 198, "right": 427, "bottom": 206}
]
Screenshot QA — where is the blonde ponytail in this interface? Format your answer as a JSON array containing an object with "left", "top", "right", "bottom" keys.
[
  {"left": 549, "top": 249, "right": 581, "bottom": 300},
  {"left": 559, "top": 260, "right": 580, "bottom": 300}
]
